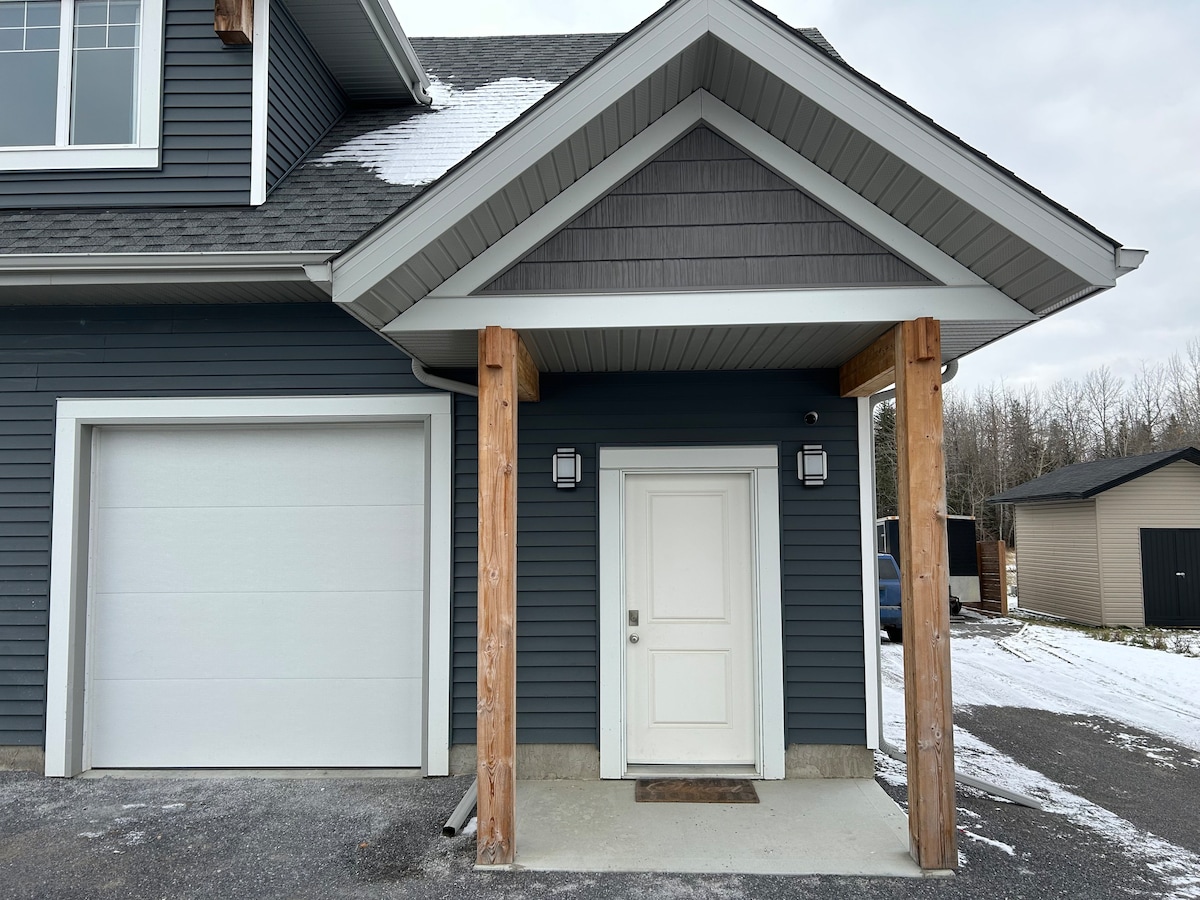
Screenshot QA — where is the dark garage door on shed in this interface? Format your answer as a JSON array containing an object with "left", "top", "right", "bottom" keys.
[{"left": 1140, "top": 529, "right": 1200, "bottom": 627}]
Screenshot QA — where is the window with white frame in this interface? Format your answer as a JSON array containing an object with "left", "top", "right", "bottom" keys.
[{"left": 0, "top": 0, "right": 163, "bottom": 168}]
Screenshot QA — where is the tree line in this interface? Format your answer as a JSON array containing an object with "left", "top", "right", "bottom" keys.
[{"left": 874, "top": 340, "right": 1200, "bottom": 546}]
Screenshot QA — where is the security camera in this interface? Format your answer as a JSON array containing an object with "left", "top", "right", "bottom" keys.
[{"left": 804, "top": 411, "right": 819, "bottom": 425}]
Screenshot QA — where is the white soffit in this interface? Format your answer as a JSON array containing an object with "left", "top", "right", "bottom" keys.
[{"left": 282, "top": 0, "right": 431, "bottom": 103}]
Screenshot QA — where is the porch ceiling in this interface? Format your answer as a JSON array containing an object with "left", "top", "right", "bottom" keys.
[
  {"left": 332, "top": 0, "right": 1139, "bottom": 373},
  {"left": 397, "top": 320, "right": 1027, "bottom": 373}
]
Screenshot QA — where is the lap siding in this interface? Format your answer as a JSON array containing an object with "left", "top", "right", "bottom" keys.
[
  {"left": 0, "top": 302, "right": 427, "bottom": 747},
  {"left": 451, "top": 370, "right": 866, "bottom": 748}
]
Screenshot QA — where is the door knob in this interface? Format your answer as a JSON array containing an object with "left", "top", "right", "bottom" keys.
[{"left": 629, "top": 633, "right": 640, "bottom": 644}]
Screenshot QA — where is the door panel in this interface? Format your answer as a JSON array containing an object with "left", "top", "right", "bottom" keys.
[
  {"left": 1141, "top": 528, "right": 1200, "bottom": 627},
  {"left": 624, "top": 472, "right": 756, "bottom": 766}
]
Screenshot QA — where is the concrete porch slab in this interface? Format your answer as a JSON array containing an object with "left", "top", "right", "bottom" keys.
[{"left": 512, "top": 778, "right": 933, "bottom": 877}]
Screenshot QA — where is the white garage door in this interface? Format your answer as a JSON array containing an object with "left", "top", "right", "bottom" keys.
[{"left": 86, "top": 423, "right": 427, "bottom": 768}]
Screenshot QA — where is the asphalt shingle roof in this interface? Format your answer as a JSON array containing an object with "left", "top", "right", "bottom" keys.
[
  {"left": 988, "top": 448, "right": 1200, "bottom": 504},
  {"left": 0, "top": 34, "right": 620, "bottom": 256}
]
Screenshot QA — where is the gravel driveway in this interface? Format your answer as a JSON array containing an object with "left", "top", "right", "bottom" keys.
[{"left": 2, "top": 619, "right": 1196, "bottom": 900}]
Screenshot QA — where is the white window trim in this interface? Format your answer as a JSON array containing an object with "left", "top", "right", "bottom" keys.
[
  {"left": 597, "top": 445, "right": 786, "bottom": 780},
  {"left": 44, "top": 394, "right": 454, "bottom": 777},
  {"left": 0, "top": 0, "right": 164, "bottom": 171}
]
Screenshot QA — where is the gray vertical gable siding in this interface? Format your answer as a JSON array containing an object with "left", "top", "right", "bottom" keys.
[
  {"left": 0, "top": 0, "right": 253, "bottom": 208},
  {"left": 266, "top": 2, "right": 346, "bottom": 192},
  {"left": 452, "top": 370, "right": 866, "bottom": 748},
  {"left": 483, "top": 127, "right": 932, "bottom": 294},
  {"left": 0, "top": 302, "right": 426, "bottom": 747}
]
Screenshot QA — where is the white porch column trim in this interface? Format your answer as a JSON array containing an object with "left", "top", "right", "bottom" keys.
[{"left": 858, "top": 396, "right": 881, "bottom": 750}]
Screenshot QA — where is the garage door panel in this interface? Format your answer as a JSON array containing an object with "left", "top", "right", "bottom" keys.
[
  {"left": 95, "top": 425, "right": 427, "bottom": 510},
  {"left": 90, "top": 591, "right": 425, "bottom": 681},
  {"left": 88, "top": 676, "right": 424, "bottom": 768},
  {"left": 93, "top": 504, "right": 425, "bottom": 594},
  {"left": 86, "top": 422, "right": 430, "bottom": 769}
]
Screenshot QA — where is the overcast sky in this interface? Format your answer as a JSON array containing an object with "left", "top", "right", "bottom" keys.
[{"left": 396, "top": 0, "right": 1199, "bottom": 394}]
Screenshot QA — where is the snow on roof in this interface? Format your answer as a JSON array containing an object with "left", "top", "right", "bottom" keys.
[{"left": 314, "top": 75, "right": 560, "bottom": 186}]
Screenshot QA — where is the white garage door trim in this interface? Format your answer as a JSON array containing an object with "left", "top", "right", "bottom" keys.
[{"left": 44, "top": 395, "right": 453, "bottom": 777}]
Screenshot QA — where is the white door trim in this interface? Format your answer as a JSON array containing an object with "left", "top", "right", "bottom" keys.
[
  {"left": 598, "top": 446, "right": 785, "bottom": 779},
  {"left": 44, "top": 394, "right": 453, "bottom": 777}
]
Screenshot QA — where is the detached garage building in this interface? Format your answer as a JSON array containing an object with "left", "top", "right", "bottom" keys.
[{"left": 990, "top": 448, "right": 1200, "bottom": 627}]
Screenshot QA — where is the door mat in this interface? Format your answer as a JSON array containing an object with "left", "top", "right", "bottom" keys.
[{"left": 634, "top": 778, "right": 759, "bottom": 803}]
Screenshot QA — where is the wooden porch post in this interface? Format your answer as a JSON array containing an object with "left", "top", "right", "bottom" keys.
[
  {"left": 893, "top": 317, "right": 957, "bottom": 870},
  {"left": 475, "top": 326, "right": 538, "bottom": 867},
  {"left": 476, "top": 326, "right": 518, "bottom": 866}
]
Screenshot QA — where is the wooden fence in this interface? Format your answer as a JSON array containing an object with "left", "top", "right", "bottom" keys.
[{"left": 976, "top": 540, "right": 1008, "bottom": 614}]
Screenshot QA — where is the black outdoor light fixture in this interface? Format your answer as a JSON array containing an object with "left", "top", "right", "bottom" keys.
[
  {"left": 799, "top": 444, "right": 828, "bottom": 487},
  {"left": 552, "top": 447, "right": 582, "bottom": 489}
]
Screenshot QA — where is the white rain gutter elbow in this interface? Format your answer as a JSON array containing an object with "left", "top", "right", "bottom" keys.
[
  {"left": 1116, "top": 247, "right": 1148, "bottom": 277},
  {"left": 411, "top": 359, "right": 478, "bottom": 396}
]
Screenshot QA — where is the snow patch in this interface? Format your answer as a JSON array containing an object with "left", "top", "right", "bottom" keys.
[
  {"left": 78, "top": 831, "right": 104, "bottom": 839},
  {"left": 960, "top": 828, "right": 1016, "bottom": 856},
  {"left": 315, "top": 75, "right": 560, "bottom": 186},
  {"left": 880, "top": 629, "right": 1200, "bottom": 898},
  {"left": 462, "top": 816, "right": 478, "bottom": 837},
  {"left": 942, "top": 624, "right": 1200, "bottom": 753}
]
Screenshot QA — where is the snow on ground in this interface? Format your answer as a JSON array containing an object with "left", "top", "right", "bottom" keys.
[
  {"left": 315, "top": 75, "right": 559, "bottom": 185},
  {"left": 880, "top": 621, "right": 1200, "bottom": 897},
  {"left": 949, "top": 623, "right": 1200, "bottom": 753}
]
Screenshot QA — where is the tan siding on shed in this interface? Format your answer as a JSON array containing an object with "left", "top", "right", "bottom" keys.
[
  {"left": 1014, "top": 502, "right": 1102, "bottom": 625},
  {"left": 1095, "top": 461, "right": 1200, "bottom": 627}
]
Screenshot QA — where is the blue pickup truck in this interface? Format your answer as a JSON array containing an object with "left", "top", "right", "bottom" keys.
[
  {"left": 878, "top": 554, "right": 904, "bottom": 643},
  {"left": 878, "top": 553, "right": 961, "bottom": 643}
]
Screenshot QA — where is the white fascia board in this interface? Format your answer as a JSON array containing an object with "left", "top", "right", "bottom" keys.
[
  {"left": 0, "top": 251, "right": 338, "bottom": 286},
  {"left": 250, "top": 0, "right": 271, "bottom": 206},
  {"left": 359, "top": 0, "right": 432, "bottom": 104},
  {"left": 431, "top": 91, "right": 987, "bottom": 298},
  {"left": 332, "top": 0, "right": 713, "bottom": 308},
  {"left": 711, "top": 2, "right": 1118, "bottom": 286},
  {"left": 383, "top": 286, "right": 1034, "bottom": 336}
]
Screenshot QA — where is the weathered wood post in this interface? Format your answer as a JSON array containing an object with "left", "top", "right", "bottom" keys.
[
  {"left": 894, "top": 317, "right": 957, "bottom": 870},
  {"left": 475, "top": 326, "right": 538, "bottom": 867}
]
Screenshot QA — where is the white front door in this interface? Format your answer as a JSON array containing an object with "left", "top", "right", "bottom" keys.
[{"left": 623, "top": 471, "right": 757, "bottom": 766}]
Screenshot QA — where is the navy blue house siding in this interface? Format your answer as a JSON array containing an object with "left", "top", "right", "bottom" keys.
[
  {"left": 451, "top": 370, "right": 867, "bottom": 748},
  {"left": 266, "top": 1, "right": 346, "bottom": 192},
  {"left": 0, "top": 0, "right": 254, "bottom": 208},
  {"left": 0, "top": 302, "right": 426, "bottom": 747}
]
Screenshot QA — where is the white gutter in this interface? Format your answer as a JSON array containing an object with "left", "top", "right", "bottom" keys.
[
  {"left": 867, "top": 359, "right": 1043, "bottom": 810},
  {"left": 358, "top": 0, "right": 432, "bottom": 104},
  {"left": 0, "top": 251, "right": 337, "bottom": 287}
]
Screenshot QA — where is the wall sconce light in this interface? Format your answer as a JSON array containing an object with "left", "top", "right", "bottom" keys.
[
  {"left": 552, "top": 447, "right": 582, "bottom": 489},
  {"left": 799, "top": 444, "right": 827, "bottom": 487}
]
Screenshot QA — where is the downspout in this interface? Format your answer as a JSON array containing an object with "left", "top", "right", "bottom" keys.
[
  {"left": 411, "top": 359, "right": 478, "bottom": 396},
  {"left": 869, "top": 360, "right": 1042, "bottom": 810},
  {"left": 410, "top": 357, "right": 481, "bottom": 830}
]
